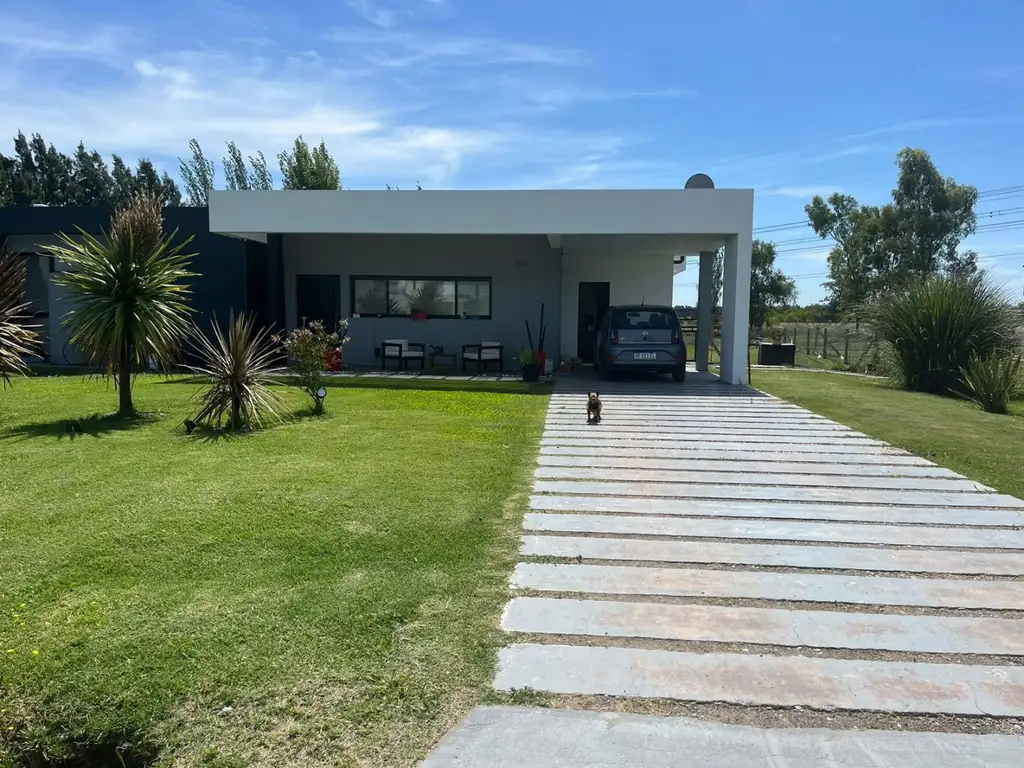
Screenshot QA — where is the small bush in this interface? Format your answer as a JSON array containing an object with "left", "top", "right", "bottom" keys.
[
  {"left": 869, "top": 274, "right": 1018, "bottom": 395},
  {"left": 276, "top": 319, "right": 349, "bottom": 413},
  {"left": 188, "top": 312, "right": 286, "bottom": 430},
  {"left": 960, "top": 352, "right": 1023, "bottom": 414}
]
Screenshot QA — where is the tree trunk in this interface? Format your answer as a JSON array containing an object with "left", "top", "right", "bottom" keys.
[{"left": 118, "top": 347, "right": 133, "bottom": 416}]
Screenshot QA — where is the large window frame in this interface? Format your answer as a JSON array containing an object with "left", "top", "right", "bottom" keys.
[{"left": 350, "top": 275, "right": 493, "bottom": 320}]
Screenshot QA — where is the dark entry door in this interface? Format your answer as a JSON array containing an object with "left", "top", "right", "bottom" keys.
[
  {"left": 295, "top": 274, "right": 341, "bottom": 330},
  {"left": 577, "top": 281, "right": 610, "bottom": 363}
]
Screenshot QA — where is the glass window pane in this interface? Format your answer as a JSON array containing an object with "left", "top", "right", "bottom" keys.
[
  {"left": 391, "top": 279, "right": 456, "bottom": 316},
  {"left": 353, "top": 278, "right": 387, "bottom": 314},
  {"left": 457, "top": 280, "right": 490, "bottom": 317}
]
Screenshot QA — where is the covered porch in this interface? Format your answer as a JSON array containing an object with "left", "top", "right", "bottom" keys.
[{"left": 208, "top": 187, "right": 754, "bottom": 384}]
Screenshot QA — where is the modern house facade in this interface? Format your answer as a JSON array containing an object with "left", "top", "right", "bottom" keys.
[
  {"left": 4, "top": 184, "right": 755, "bottom": 384},
  {"left": 209, "top": 187, "right": 755, "bottom": 384}
]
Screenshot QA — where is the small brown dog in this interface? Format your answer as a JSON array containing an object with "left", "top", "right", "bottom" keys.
[{"left": 586, "top": 391, "right": 602, "bottom": 424}]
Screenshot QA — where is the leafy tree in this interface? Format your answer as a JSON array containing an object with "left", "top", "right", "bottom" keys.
[
  {"left": 749, "top": 240, "right": 797, "bottom": 327},
  {"left": 0, "top": 157, "right": 11, "bottom": 206},
  {"left": 807, "top": 148, "right": 978, "bottom": 312},
  {"left": 0, "top": 247, "right": 39, "bottom": 386},
  {"left": 110, "top": 154, "right": 137, "bottom": 207},
  {"left": 178, "top": 138, "right": 216, "bottom": 205},
  {"left": 278, "top": 136, "right": 341, "bottom": 190},
  {"left": 48, "top": 193, "right": 196, "bottom": 415},
  {"left": 69, "top": 142, "right": 114, "bottom": 206},
  {"left": 223, "top": 141, "right": 275, "bottom": 190},
  {"left": 9, "top": 131, "right": 40, "bottom": 204},
  {"left": 277, "top": 319, "right": 349, "bottom": 413}
]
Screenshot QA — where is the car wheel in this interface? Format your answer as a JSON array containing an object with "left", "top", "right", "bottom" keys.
[{"left": 672, "top": 365, "right": 686, "bottom": 383}]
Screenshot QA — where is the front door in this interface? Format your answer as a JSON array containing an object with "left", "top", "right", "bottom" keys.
[
  {"left": 577, "top": 281, "right": 610, "bottom": 363},
  {"left": 295, "top": 274, "right": 341, "bottom": 330}
]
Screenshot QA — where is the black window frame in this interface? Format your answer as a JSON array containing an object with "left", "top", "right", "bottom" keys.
[{"left": 350, "top": 275, "right": 493, "bottom": 320}]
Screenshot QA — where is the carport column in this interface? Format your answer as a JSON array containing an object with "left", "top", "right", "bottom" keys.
[
  {"left": 695, "top": 251, "right": 715, "bottom": 372},
  {"left": 720, "top": 233, "right": 752, "bottom": 385}
]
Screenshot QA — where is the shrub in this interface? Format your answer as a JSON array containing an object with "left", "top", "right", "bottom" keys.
[
  {"left": 276, "top": 319, "right": 349, "bottom": 413},
  {"left": 188, "top": 312, "right": 286, "bottom": 430},
  {"left": 868, "top": 274, "right": 1018, "bottom": 395},
  {"left": 960, "top": 352, "right": 1023, "bottom": 414},
  {"left": 0, "top": 247, "right": 39, "bottom": 387}
]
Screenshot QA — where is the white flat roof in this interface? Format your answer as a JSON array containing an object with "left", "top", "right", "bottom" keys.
[{"left": 208, "top": 189, "right": 754, "bottom": 237}]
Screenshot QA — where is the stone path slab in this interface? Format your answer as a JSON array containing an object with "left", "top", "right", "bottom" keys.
[
  {"left": 545, "top": 417, "right": 851, "bottom": 432},
  {"left": 503, "top": 596, "right": 1024, "bottom": 655},
  {"left": 534, "top": 465, "right": 986, "bottom": 492},
  {"left": 522, "top": 535, "right": 1024, "bottom": 575},
  {"left": 543, "top": 428, "right": 881, "bottom": 444},
  {"left": 541, "top": 437, "right": 894, "bottom": 455},
  {"left": 537, "top": 454, "right": 960, "bottom": 477},
  {"left": 523, "top": 512, "right": 1024, "bottom": 549},
  {"left": 495, "top": 644, "right": 1024, "bottom": 716},
  {"left": 529, "top": 494, "right": 1024, "bottom": 526},
  {"left": 540, "top": 444, "right": 931, "bottom": 465},
  {"left": 420, "top": 706, "right": 1024, "bottom": 768},
  {"left": 533, "top": 479, "right": 1024, "bottom": 508},
  {"left": 512, "top": 562, "right": 1024, "bottom": 610}
]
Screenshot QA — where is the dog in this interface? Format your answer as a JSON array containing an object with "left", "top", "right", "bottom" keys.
[{"left": 586, "top": 391, "right": 602, "bottom": 424}]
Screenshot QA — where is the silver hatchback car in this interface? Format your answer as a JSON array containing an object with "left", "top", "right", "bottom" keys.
[{"left": 594, "top": 305, "right": 687, "bottom": 382}]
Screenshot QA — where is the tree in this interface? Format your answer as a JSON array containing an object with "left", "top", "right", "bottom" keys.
[
  {"left": 276, "top": 319, "right": 350, "bottom": 414},
  {"left": 133, "top": 158, "right": 182, "bottom": 206},
  {"left": 806, "top": 148, "right": 979, "bottom": 312},
  {"left": 0, "top": 158, "right": 11, "bottom": 206},
  {"left": 69, "top": 142, "right": 114, "bottom": 206},
  {"left": 110, "top": 154, "right": 137, "bottom": 207},
  {"left": 178, "top": 138, "right": 216, "bottom": 205},
  {"left": 29, "top": 134, "right": 73, "bottom": 206},
  {"left": 0, "top": 247, "right": 39, "bottom": 386},
  {"left": 9, "top": 131, "right": 40, "bottom": 204},
  {"left": 749, "top": 240, "right": 797, "bottom": 328},
  {"left": 222, "top": 141, "right": 275, "bottom": 191},
  {"left": 277, "top": 136, "right": 341, "bottom": 190},
  {"left": 49, "top": 193, "right": 197, "bottom": 415}
]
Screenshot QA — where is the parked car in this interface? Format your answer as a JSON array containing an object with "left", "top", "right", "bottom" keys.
[{"left": 594, "top": 305, "right": 687, "bottom": 382}]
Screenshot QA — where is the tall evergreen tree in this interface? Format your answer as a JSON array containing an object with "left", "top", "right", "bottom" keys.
[
  {"left": 277, "top": 136, "right": 341, "bottom": 190},
  {"left": 10, "top": 131, "right": 40, "bottom": 205},
  {"left": 0, "top": 156, "right": 11, "bottom": 206},
  {"left": 70, "top": 142, "right": 114, "bottom": 206},
  {"left": 178, "top": 139, "right": 216, "bottom": 205},
  {"left": 28, "top": 134, "right": 73, "bottom": 206},
  {"left": 110, "top": 154, "right": 137, "bottom": 207}
]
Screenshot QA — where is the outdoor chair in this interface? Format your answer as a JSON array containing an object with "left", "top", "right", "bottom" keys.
[
  {"left": 462, "top": 341, "right": 504, "bottom": 373},
  {"left": 381, "top": 339, "right": 426, "bottom": 371}
]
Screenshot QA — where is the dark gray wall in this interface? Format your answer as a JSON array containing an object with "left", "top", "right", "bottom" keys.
[
  {"left": 282, "top": 234, "right": 562, "bottom": 369},
  {"left": 0, "top": 207, "right": 256, "bottom": 349}
]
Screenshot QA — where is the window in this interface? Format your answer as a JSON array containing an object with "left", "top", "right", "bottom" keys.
[
  {"left": 351, "top": 276, "right": 491, "bottom": 318},
  {"left": 610, "top": 308, "right": 679, "bottom": 330}
]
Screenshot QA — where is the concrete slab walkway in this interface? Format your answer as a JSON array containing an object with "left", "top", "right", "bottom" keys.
[{"left": 422, "top": 371, "right": 1024, "bottom": 765}]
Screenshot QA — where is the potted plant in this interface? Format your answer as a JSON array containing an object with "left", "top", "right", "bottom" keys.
[{"left": 519, "top": 348, "right": 541, "bottom": 382}]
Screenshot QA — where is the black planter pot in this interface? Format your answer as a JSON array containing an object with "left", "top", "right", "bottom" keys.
[
  {"left": 757, "top": 342, "right": 796, "bottom": 366},
  {"left": 521, "top": 363, "right": 541, "bottom": 383}
]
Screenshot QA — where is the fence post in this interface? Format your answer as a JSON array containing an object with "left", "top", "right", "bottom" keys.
[
  {"left": 823, "top": 327, "right": 829, "bottom": 360},
  {"left": 844, "top": 330, "right": 850, "bottom": 362},
  {"left": 806, "top": 327, "right": 811, "bottom": 354}
]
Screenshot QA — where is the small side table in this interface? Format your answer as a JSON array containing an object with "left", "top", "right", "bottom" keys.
[{"left": 430, "top": 350, "right": 457, "bottom": 370}]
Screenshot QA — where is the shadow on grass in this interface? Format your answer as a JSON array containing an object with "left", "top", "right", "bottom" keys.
[
  {"left": 318, "top": 377, "right": 551, "bottom": 396},
  {"left": 0, "top": 411, "right": 162, "bottom": 441}
]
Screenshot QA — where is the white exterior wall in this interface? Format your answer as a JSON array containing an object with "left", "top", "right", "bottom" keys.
[{"left": 560, "top": 251, "right": 674, "bottom": 360}]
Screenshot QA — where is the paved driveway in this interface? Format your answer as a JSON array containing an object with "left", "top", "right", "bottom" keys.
[{"left": 425, "top": 373, "right": 1024, "bottom": 766}]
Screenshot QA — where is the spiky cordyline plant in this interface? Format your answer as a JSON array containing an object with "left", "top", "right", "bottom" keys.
[
  {"left": 188, "top": 312, "right": 287, "bottom": 431},
  {"left": 48, "top": 193, "right": 195, "bottom": 415},
  {"left": 0, "top": 248, "right": 40, "bottom": 388}
]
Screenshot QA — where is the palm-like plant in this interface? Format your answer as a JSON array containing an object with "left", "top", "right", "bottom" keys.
[
  {"left": 188, "top": 312, "right": 287, "bottom": 430},
  {"left": 960, "top": 352, "right": 1023, "bottom": 414},
  {"left": 0, "top": 248, "right": 40, "bottom": 388},
  {"left": 48, "top": 193, "right": 195, "bottom": 415}
]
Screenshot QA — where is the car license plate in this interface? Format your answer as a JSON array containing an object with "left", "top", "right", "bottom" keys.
[{"left": 633, "top": 352, "right": 657, "bottom": 360}]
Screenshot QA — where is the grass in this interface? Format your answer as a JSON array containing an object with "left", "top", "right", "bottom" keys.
[
  {"left": 753, "top": 369, "right": 1024, "bottom": 498},
  {"left": 0, "top": 374, "right": 548, "bottom": 767}
]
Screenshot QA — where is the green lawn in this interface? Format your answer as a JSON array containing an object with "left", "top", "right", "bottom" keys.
[
  {"left": 0, "top": 375, "right": 548, "bottom": 767},
  {"left": 753, "top": 370, "right": 1024, "bottom": 499}
]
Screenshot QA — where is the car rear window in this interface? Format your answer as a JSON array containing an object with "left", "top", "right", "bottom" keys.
[{"left": 610, "top": 309, "right": 679, "bottom": 330}]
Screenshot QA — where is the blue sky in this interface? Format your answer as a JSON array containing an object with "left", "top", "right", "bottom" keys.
[{"left": 2, "top": 0, "right": 1024, "bottom": 305}]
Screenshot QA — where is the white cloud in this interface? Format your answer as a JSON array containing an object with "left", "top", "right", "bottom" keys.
[
  {"left": 346, "top": 0, "right": 397, "bottom": 28},
  {"left": 762, "top": 186, "right": 841, "bottom": 199},
  {"left": 0, "top": 10, "right": 643, "bottom": 189}
]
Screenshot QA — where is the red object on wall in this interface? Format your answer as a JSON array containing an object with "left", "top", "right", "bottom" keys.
[
  {"left": 325, "top": 347, "right": 343, "bottom": 371},
  {"left": 537, "top": 351, "right": 547, "bottom": 373},
  {"left": 411, "top": 310, "right": 429, "bottom": 321}
]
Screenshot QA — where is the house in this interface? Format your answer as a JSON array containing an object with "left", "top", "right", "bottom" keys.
[
  {"left": 209, "top": 184, "right": 754, "bottom": 384},
  {"left": 2, "top": 183, "right": 755, "bottom": 384}
]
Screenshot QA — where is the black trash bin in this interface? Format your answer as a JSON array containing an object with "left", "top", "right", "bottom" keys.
[{"left": 757, "top": 342, "right": 796, "bottom": 366}]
